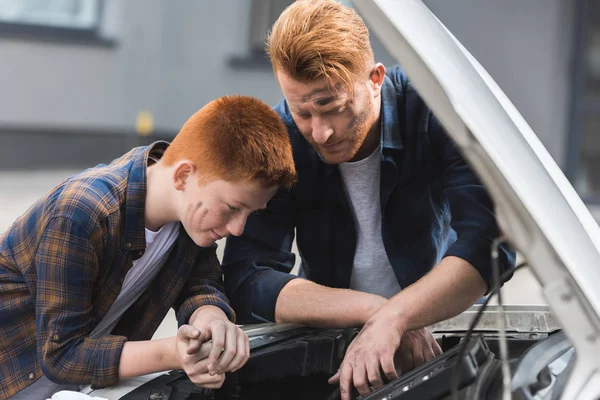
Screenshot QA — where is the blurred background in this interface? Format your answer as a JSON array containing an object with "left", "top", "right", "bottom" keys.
[{"left": 0, "top": 0, "right": 597, "bottom": 335}]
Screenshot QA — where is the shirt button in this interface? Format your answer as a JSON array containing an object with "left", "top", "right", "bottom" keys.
[
  {"left": 126, "top": 242, "right": 132, "bottom": 249},
  {"left": 29, "top": 373, "right": 35, "bottom": 380},
  {"left": 52, "top": 333, "right": 59, "bottom": 341}
]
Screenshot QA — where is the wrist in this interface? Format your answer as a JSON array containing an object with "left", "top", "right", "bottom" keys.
[
  {"left": 163, "top": 337, "right": 182, "bottom": 371},
  {"left": 373, "top": 301, "right": 409, "bottom": 333},
  {"left": 189, "top": 305, "right": 228, "bottom": 325},
  {"left": 359, "top": 295, "right": 387, "bottom": 326}
]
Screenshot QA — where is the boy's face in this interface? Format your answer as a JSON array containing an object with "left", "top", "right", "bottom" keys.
[{"left": 178, "top": 177, "right": 277, "bottom": 247}]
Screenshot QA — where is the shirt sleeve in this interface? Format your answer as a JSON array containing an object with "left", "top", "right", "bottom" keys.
[
  {"left": 222, "top": 189, "right": 299, "bottom": 324},
  {"left": 427, "top": 112, "right": 516, "bottom": 289},
  {"left": 173, "top": 244, "right": 236, "bottom": 325},
  {"left": 35, "top": 216, "right": 127, "bottom": 388}
]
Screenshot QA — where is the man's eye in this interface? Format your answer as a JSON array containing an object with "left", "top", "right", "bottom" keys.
[
  {"left": 295, "top": 112, "right": 311, "bottom": 119},
  {"left": 325, "top": 106, "right": 345, "bottom": 115},
  {"left": 228, "top": 205, "right": 240, "bottom": 212}
]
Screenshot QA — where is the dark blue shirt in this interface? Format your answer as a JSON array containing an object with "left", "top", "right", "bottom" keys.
[{"left": 223, "top": 65, "right": 515, "bottom": 324}]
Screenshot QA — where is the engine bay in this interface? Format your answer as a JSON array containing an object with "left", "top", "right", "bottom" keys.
[{"left": 120, "top": 316, "right": 573, "bottom": 400}]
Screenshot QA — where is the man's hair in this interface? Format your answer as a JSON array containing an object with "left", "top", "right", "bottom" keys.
[
  {"left": 267, "top": 0, "right": 374, "bottom": 94},
  {"left": 162, "top": 95, "right": 296, "bottom": 188}
]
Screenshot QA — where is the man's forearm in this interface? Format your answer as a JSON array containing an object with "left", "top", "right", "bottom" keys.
[
  {"left": 378, "top": 256, "right": 486, "bottom": 332},
  {"left": 119, "top": 338, "right": 179, "bottom": 379},
  {"left": 274, "top": 279, "right": 387, "bottom": 328}
]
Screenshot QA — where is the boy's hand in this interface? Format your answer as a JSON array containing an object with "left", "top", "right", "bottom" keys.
[
  {"left": 175, "top": 325, "right": 225, "bottom": 388},
  {"left": 188, "top": 306, "right": 250, "bottom": 376}
]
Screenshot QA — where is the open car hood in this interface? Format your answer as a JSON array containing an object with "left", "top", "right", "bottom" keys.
[{"left": 351, "top": 0, "right": 600, "bottom": 398}]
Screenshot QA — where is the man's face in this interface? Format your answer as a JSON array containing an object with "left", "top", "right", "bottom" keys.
[
  {"left": 276, "top": 69, "right": 380, "bottom": 164},
  {"left": 178, "top": 177, "right": 277, "bottom": 247}
]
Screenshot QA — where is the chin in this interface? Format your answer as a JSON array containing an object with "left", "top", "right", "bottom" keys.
[
  {"left": 319, "top": 151, "right": 355, "bottom": 165},
  {"left": 192, "top": 235, "right": 216, "bottom": 247}
]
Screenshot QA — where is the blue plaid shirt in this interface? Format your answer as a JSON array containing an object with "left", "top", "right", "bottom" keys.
[
  {"left": 0, "top": 142, "right": 234, "bottom": 398},
  {"left": 223, "top": 65, "right": 515, "bottom": 324}
]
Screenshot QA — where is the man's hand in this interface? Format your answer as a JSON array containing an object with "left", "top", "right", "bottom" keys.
[
  {"left": 174, "top": 325, "right": 225, "bottom": 388},
  {"left": 328, "top": 313, "right": 442, "bottom": 399},
  {"left": 187, "top": 305, "right": 250, "bottom": 376},
  {"left": 393, "top": 328, "right": 442, "bottom": 374}
]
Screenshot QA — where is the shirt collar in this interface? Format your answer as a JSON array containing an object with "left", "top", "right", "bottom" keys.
[
  {"left": 379, "top": 74, "right": 404, "bottom": 152},
  {"left": 123, "top": 141, "right": 170, "bottom": 252}
]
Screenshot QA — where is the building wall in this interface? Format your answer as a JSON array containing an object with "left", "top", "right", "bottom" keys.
[
  {"left": 423, "top": 0, "right": 575, "bottom": 167},
  {"left": 0, "top": 0, "right": 575, "bottom": 171}
]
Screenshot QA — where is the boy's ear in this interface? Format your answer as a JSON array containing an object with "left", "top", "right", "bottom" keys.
[{"left": 173, "top": 160, "right": 195, "bottom": 191}]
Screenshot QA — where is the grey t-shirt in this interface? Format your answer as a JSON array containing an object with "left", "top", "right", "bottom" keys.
[{"left": 339, "top": 146, "right": 402, "bottom": 299}]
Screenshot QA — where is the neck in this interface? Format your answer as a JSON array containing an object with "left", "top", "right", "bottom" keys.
[
  {"left": 351, "top": 98, "right": 382, "bottom": 162},
  {"left": 145, "top": 162, "right": 178, "bottom": 231}
]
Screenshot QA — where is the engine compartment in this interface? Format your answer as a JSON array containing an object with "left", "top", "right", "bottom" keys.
[{"left": 119, "top": 322, "right": 573, "bottom": 400}]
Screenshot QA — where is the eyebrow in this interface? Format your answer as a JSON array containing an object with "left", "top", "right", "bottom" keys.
[
  {"left": 300, "top": 82, "right": 345, "bottom": 103},
  {"left": 314, "top": 96, "right": 337, "bottom": 106},
  {"left": 232, "top": 200, "right": 266, "bottom": 210},
  {"left": 300, "top": 87, "right": 330, "bottom": 102}
]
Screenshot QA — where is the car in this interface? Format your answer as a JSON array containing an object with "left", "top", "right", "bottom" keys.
[{"left": 89, "top": 0, "right": 600, "bottom": 399}]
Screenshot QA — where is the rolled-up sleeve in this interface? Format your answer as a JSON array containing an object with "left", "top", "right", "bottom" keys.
[
  {"left": 174, "top": 245, "right": 235, "bottom": 325},
  {"left": 427, "top": 113, "right": 516, "bottom": 288},
  {"left": 35, "top": 217, "right": 127, "bottom": 388},
  {"left": 222, "top": 189, "right": 299, "bottom": 324}
]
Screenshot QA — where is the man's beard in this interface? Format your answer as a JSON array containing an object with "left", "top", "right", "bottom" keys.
[{"left": 318, "top": 107, "right": 374, "bottom": 164}]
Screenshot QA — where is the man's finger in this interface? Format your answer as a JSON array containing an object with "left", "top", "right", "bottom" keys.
[
  {"left": 339, "top": 363, "right": 354, "bottom": 400},
  {"left": 395, "top": 347, "right": 414, "bottom": 374},
  {"left": 352, "top": 362, "right": 370, "bottom": 396},
  {"left": 432, "top": 339, "right": 443, "bottom": 357},
  {"left": 366, "top": 356, "right": 384, "bottom": 389},
  {"left": 423, "top": 344, "right": 436, "bottom": 363},
  {"left": 412, "top": 344, "right": 426, "bottom": 368},
  {"left": 381, "top": 355, "right": 398, "bottom": 383},
  {"left": 328, "top": 369, "right": 341, "bottom": 385}
]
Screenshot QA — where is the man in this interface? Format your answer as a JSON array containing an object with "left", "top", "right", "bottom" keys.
[
  {"left": 222, "top": 1, "right": 515, "bottom": 399},
  {"left": 0, "top": 95, "right": 297, "bottom": 399}
]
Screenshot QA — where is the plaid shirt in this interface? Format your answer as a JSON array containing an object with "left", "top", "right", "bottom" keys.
[{"left": 0, "top": 142, "right": 234, "bottom": 398}]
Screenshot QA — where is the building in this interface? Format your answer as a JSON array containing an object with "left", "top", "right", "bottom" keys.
[{"left": 0, "top": 0, "right": 597, "bottom": 214}]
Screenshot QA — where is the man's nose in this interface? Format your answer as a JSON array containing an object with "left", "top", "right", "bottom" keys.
[{"left": 311, "top": 116, "right": 334, "bottom": 145}]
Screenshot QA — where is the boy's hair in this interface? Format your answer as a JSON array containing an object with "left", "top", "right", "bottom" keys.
[
  {"left": 267, "top": 0, "right": 374, "bottom": 95},
  {"left": 162, "top": 95, "right": 296, "bottom": 188}
]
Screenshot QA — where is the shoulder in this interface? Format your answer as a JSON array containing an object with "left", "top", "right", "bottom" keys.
[{"left": 46, "top": 148, "right": 146, "bottom": 232}]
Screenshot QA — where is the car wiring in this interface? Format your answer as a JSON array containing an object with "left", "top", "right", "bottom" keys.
[{"left": 450, "top": 238, "right": 528, "bottom": 400}]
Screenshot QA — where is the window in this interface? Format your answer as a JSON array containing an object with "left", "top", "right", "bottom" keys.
[
  {"left": 0, "top": 0, "right": 100, "bottom": 30},
  {"left": 0, "top": 0, "right": 111, "bottom": 44},
  {"left": 230, "top": 0, "right": 293, "bottom": 69},
  {"left": 568, "top": 0, "right": 600, "bottom": 201}
]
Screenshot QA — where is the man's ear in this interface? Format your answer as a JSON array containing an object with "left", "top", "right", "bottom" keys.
[
  {"left": 368, "top": 63, "right": 386, "bottom": 95},
  {"left": 173, "top": 160, "right": 195, "bottom": 191}
]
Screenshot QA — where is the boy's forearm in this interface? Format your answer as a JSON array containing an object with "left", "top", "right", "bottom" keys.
[{"left": 119, "top": 338, "right": 179, "bottom": 379}]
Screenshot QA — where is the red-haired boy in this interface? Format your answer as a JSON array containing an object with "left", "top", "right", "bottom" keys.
[{"left": 0, "top": 95, "right": 297, "bottom": 399}]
